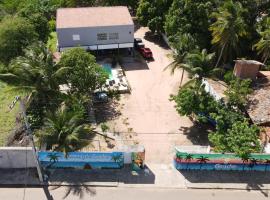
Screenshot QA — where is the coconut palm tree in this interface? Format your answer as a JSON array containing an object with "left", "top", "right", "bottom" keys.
[
  {"left": 0, "top": 42, "right": 66, "bottom": 104},
  {"left": 197, "top": 156, "right": 210, "bottom": 170},
  {"left": 164, "top": 33, "right": 197, "bottom": 87},
  {"left": 185, "top": 49, "right": 216, "bottom": 78},
  {"left": 209, "top": 0, "right": 248, "bottom": 67},
  {"left": 46, "top": 153, "right": 59, "bottom": 169},
  {"left": 36, "top": 107, "right": 95, "bottom": 157},
  {"left": 253, "top": 29, "right": 270, "bottom": 64},
  {"left": 185, "top": 154, "right": 193, "bottom": 170}
]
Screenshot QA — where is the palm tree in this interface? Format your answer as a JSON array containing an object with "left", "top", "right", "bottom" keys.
[
  {"left": 185, "top": 154, "right": 193, "bottom": 169},
  {"left": 0, "top": 42, "right": 66, "bottom": 104},
  {"left": 46, "top": 153, "right": 59, "bottom": 169},
  {"left": 36, "top": 107, "right": 95, "bottom": 157},
  {"left": 185, "top": 49, "right": 215, "bottom": 78},
  {"left": 209, "top": 0, "right": 248, "bottom": 67},
  {"left": 253, "top": 29, "right": 270, "bottom": 64},
  {"left": 164, "top": 33, "right": 196, "bottom": 87},
  {"left": 197, "top": 156, "right": 210, "bottom": 170},
  {"left": 112, "top": 154, "right": 124, "bottom": 168}
]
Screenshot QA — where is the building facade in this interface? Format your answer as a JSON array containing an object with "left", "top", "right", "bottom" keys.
[{"left": 56, "top": 7, "right": 134, "bottom": 52}]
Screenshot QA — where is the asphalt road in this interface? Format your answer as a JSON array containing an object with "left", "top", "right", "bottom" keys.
[{"left": 0, "top": 187, "right": 269, "bottom": 200}]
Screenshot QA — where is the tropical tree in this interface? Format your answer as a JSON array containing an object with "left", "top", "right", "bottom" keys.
[
  {"left": 171, "top": 79, "right": 218, "bottom": 121},
  {"left": 165, "top": 33, "right": 197, "bottom": 87},
  {"left": 36, "top": 107, "right": 95, "bottom": 156},
  {"left": 184, "top": 49, "right": 215, "bottom": 78},
  {"left": 224, "top": 78, "right": 252, "bottom": 110},
  {"left": 253, "top": 29, "right": 270, "bottom": 64},
  {"left": 0, "top": 42, "right": 65, "bottom": 126},
  {"left": 46, "top": 153, "right": 59, "bottom": 169},
  {"left": 165, "top": 0, "right": 216, "bottom": 49},
  {"left": 197, "top": 156, "right": 210, "bottom": 169},
  {"left": 0, "top": 15, "right": 38, "bottom": 63},
  {"left": 185, "top": 154, "right": 193, "bottom": 169},
  {"left": 136, "top": 0, "right": 172, "bottom": 34},
  {"left": 59, "top": 48, "right": 108, "bottom": 97},
  {"left": 209, "top": 0, "right": 248, "bottom": 66}
]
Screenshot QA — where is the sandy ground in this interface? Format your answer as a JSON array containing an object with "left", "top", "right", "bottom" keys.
[{"left": 105, "top": 27, "right": 202, "bottom": 163}]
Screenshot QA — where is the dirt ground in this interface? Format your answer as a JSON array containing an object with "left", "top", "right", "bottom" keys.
[{"left": 97, "top": 27, "right": 209, "bottom": 163}]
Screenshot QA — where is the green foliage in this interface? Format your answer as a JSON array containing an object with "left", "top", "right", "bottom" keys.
[
  {"left": 209, "top": 0, "right": 248, "bottom": 65},
  {"left": 47, "top": 32, "right": 57, "bottom": 52},
  {"left": 59, "top": 48, "right": 108, "bottom": 97},
  {"left": 0, "top": 42, "right": 64, "bottom": 127},
  {"left": 0, "top": 16, "right": 38, "bottom": 63},
  {"left": 165, "top": 0, "right": 216, "bottom": 49},
  {"left": 36, "top": 107, "right": 94, "bottom": 155},
  {"left": 223, "top": 70, "right": 234, "bottom": 84},
  {"left": 225, "top": 78, "right": 252, "bottom": 109},
  {"left": 253, "top": 19, "right": 270, "bottom": 64},
  {"left": 209, "top": 119, "right": 261, "bottom": 157},
  {"left": 137, "top": 0, "right": 172, "bottom": 33},
  {"left": 171, "top": 80, "right": 218, "bottom": 122},
  {"left": 100, "top": 123, "right": 109, "bottom": 133}
]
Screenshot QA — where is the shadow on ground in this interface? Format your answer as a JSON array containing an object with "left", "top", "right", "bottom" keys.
[
  {"left": 121, "top": 56, "right": 150, "bottom": 71},
  {"left": 180, "top": 170, "right": 270, "bottom": 197},
  {"left": 94, "top": 100, "right": 122, "bottom": 123},
  {"left": 48, "top": 165, "right": 155, "bottom": 185},
  {"left": 144, "top": 31, "right": 170, "bottom": 50},
  {"left": 179, "top": 123, "right": 213, "bottom": 146}
]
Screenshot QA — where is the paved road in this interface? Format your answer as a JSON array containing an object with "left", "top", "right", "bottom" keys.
[{"left": 0, "top": 187, "right": 269, "bottom": 200}]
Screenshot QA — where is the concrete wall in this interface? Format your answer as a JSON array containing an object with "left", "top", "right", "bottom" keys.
[
  {"left": 0, "top": 147, "right": 37, "bottom": 168},
  {"left": 57, "top": 24, "right": 134, "bottom": 48}
]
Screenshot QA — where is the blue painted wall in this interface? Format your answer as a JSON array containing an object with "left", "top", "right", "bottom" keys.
[{"left": 38, "top": 151, "right": 124, "bottom": 169}]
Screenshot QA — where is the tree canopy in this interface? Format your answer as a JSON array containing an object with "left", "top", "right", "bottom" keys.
[
  {"left": 0, "top": 16, "right": 37, "bottom": 63},
  {"left": 59, "top": 48, "right": 108, "bottom": 96}
]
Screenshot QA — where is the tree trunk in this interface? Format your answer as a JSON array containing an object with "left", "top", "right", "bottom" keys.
[
  {"left": 180, "top": 68, "right": 185, "bottom": 87},
  {"left": 215, "top": 44, "right": 226, "bottom": 68}
]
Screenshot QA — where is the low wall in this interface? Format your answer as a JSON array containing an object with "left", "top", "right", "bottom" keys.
[
  {"left": 39, "top": 151, "right": 124, "bottom": 169},
  {"left": 0, "top": 147, "right": 36, "bottom": 168},
  {"left": 175, "top": 146, "right": 270, "bottom": 171}
]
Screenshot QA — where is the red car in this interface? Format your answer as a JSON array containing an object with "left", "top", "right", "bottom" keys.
[{"left": 138, "top": 47, "right": 153, "bottom": 59}]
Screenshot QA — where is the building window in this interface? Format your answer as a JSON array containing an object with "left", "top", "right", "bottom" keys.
[
  {"left": 72, "top": 34, "right": 80, "bottom": 41},
  {"left": 97, "top": 33, "right": 107, "bottom": 41},
  {"left": 109, "top": 33, "right": 119, "bottom": 40}
]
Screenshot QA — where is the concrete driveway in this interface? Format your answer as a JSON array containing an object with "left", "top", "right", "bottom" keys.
[{"left": 106, "top": 27, "right": 200, "bottom": 164}]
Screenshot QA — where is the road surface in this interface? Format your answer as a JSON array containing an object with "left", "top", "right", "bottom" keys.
[{"left": 0, "top": 187, "right": 269, "bottom": 200}]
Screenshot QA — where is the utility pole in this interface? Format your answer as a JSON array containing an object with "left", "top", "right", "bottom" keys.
[{"left": 10, "top": 96, "right": 44, "bottom": 182}]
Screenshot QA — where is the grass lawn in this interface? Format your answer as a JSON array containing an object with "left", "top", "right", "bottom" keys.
[
  {"left": 47, "top": 32, "right": 57, "bottom": 53},
  {"left": 0, "top": 81, "right": 25, "bottom": 146}
]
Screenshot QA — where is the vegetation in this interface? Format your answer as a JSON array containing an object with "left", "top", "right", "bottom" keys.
[
  {"left": 36, "top": 107, "right": 94, "bottom": 156},
  {"left": 0, "top": 81, "right": 25, "bottom": 146},
  {"left": 172, "top": 78, "right": 261, "bottom": 157},
  {"left": 59, "top": 48, "right": 108, "bottom": 97},
  {"left": 0, "top": 16, "right": 37, "bottom": 64}
]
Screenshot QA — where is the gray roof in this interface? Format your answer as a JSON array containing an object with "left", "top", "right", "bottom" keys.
[{"left": 56, "top": 6, "right": 134, "bottom": 29}]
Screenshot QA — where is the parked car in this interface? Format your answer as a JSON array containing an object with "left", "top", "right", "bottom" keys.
[
  {"left": 138, "top": 47, "right": 153, "bottom": 59},
  {"left": 136, "top": 42, "right": 145, "bottom": 49},
  {"left": 93, "top": 92, "right": 108, "bottom": 103},
  {"left": 134, "top": 38, "right": 143, "bottom": 48}
]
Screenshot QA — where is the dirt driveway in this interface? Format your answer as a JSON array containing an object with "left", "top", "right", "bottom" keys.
[{"left": 106, "top": 27, "right": 206, "bottom": 163}]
